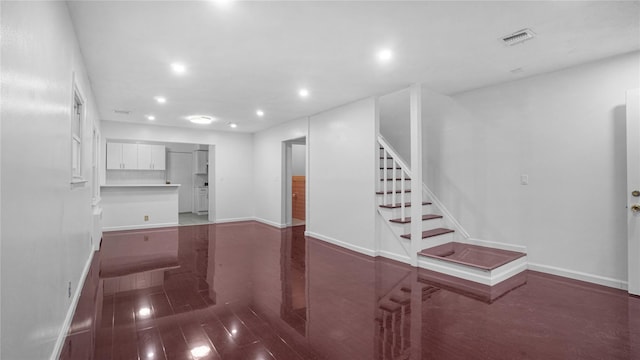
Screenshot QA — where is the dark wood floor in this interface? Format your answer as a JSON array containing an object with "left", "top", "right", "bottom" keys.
[{"left": 60, "top": 222, "right": 640, "bottom": 360}]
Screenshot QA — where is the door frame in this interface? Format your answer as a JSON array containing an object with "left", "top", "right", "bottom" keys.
[
  {"left": 282, "top": 137, "right": 307, "bottom": 227},
  {"left": 626, "top": 88, "right": 640, "bottom": 295}
]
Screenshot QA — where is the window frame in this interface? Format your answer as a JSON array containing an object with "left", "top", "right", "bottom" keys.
[{"left": 70, "top": 80, "right": 87, "bottom": 184}]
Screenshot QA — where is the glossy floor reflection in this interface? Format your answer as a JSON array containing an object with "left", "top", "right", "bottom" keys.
[{"left": 61, "top": 222, "right": 640, "bottom": 360}]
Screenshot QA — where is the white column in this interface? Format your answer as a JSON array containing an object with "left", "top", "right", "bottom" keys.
[{"left": 409, "top": 84, "right": 422, "bottom": 266}]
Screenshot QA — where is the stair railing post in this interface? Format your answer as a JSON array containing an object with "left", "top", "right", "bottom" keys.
[
  {"left": 400, "top": 170, "right": 405, "bottom": 221},
  {"left": 379, "top": 144, "right": 383, "bottom": 194},
  {"left": 383, "top": 149, "right": 388, "bottom": 205},
  {"left": 392, "top": 160, "right": 397, "bottom": 206},
  {"left": 409, "top": 84, "right": 423, "bottom": 267}
]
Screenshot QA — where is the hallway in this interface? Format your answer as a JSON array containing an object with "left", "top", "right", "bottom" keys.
[{"left": 60, "top": 223, "right": 640, "bottom": 360}]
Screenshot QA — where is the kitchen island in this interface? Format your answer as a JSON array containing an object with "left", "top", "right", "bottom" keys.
[{"left": 101, "top": 184, "right": 181, "bottom": 231}]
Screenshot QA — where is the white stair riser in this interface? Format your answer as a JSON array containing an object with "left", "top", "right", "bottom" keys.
[
  {"left": 419, "top": 232, "right": 454, "bottom": 249},
  {"left": 417, "top": 255, "right": 528, "bottom": 286},
  {"left": 390, "top": 218, "right": 444, "bottom": 232},
  {"left": 378, "top": 204, "right": 433, "bottom": 217},
  {"left": 376, "top": 193, "right": 412, "bottom": 204}
]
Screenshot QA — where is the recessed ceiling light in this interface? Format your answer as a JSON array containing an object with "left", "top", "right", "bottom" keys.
[
  {"left": 213, "top": 0, "right": 234, "bottom": 8},
  {"left": 377, "top": 49, "right": 393, "bottom": 62},
  {"left": 188, "top": 115, "right": 214, "bottom": 125},
  {"left": 146, "top": 115, "right": 156, "bottom": 121},
  {"left": 155, "top": 96, "right": 166, "bottom": 104},
  {"left": 256, "top": 109, "right": 264, "bottom": 117},
  {"left": 171, "top": 63, "right": 186, "bottom": 74},
  {"left": 298, "top": 88, "right": 309, "bottom": 98},
  {"left": 229, "top": 123, "right": 238, "bottom": 128}
]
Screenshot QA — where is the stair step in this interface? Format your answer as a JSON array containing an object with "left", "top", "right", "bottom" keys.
[
  {"left": 389, "top": 294, "right": 411, "bottom": 305},
  {"left": 380, "top": 178, "right": 411, "bottom": 181},
  {"left": 418, "top": 242, "right": 526, "bottom": 271},
  {"left": 422, "top": 286, "right": 440, "bottom": 300},
  {"left": 400, "top": 227, "right": 454, "bottom": 240},
  {"left": 376, "top": 190, "right": 411, "bottom": 194},
  {"left": 379, "top": 301, "right": 402, "bottom": 313},
  {"left": 379, "top": 201, "right": 431, "bottom": 209},
  {"left": 390, "top": 214, "right": 442, "bottom": 224}
]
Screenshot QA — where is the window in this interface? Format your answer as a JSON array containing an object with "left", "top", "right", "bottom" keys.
[{"left": 71, "top": 85, "right": 86, "bottom": 183}]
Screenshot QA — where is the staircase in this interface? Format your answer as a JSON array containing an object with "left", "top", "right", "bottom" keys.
[{"left": 376, "top": 138, "right": 527, "bottom": 286}]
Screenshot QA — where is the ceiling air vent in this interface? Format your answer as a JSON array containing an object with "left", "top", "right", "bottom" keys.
[
  {"left": 114, "top": 109, "right": 131, "bottom": 115},
  {"left": 501, "top": 28, "right": 535, "bottom": 46}
]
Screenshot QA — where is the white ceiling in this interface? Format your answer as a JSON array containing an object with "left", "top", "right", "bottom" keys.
[{"left": 67, "top": 1, "right": 640, "bottom": 133}]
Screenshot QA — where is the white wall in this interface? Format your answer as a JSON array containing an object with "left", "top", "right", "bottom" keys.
[
  {"left": 101, "top": 121, "right": 254, "bottom": 223},
  {"left": 1, "top": 2, "right": 101, "bottom": 358},
  {"left": 253, "top": 117, "right": 308, "bottom": 227},
  {"left": 292, "top": 144, "right": 306, "bottom": 176},
  {"left": 423, "top": 52, "right": 640, "bottom": 286},
  {"left": 307, "top": 98, "right": 377, "bottom": 254},
  {"left": 379, "top": 89, "right": 411, "bottom": 164}
]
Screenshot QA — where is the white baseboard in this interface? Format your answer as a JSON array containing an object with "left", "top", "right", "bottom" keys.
[
  {"left": 214, "top": 216, "right": 257, "bottom": 224},
  {"left": 305, "top": 231, "right": 376, "bottom": 257},
  {"left": 50, "top": 249, "right": 95, "bottom": 360},
  {"left": 102, "top": 222, "right": 178, "bottom": 232},
  {"left": 377, "top": 250, "right": 411, "bottom": 265},
  {"left": 528, "top": 262, "right": 628, "bottom": 290},
  {"left": 463, "top": 237, "right": 527, "bottom": 253},
  {"left": 250, "top": 217, "right": 286, "bottom": 228}
]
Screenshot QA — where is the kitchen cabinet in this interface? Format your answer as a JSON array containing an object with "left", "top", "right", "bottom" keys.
[
  {"left": 106, "top": 142, "right": 138, "bottom": 169},
  {"left": 193, "top": 150, "right": 208, "bottom": 174},
  {"left": 107, "top": 142, "right": 165, "bottom": 170},
  {"left": 137, "top": 144, "right": 166, "bottom": 170}
]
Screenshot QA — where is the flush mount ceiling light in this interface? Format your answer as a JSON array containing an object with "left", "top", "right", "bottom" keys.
[
  {"left": 500, "top": 28, "right": 536, "bottom": 46},
  {"left": 154, "top": 96, "right": 167, "bottom": 104},
  {"left": 298, "top": 88, "right": 309, "bottom": 98},
  {"left": 188, "top": 115, "right": 215, "bottom": 125},
  {"left": 229, "top": 122, "right": 238, "bottom": 128},
  {"left": 377, "top": 48, "right": 393, "bottom": 62},
  {"left": 171, "top": 62, "right": 186, "bottom": 74},
  {"left": 146, "top": 115, "right": 155, "bottom": 121},
  {"left": 256, "top": 109, "right": 264, "bottom": 117}
]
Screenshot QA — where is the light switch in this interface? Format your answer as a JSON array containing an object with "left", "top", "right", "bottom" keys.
[{"left": 520, "top": 174, "right": 529, "bottom": 185}]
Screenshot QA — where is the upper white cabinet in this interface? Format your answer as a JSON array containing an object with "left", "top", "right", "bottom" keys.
[
  {"left": 106, "top": 142, "right": 165, "bottom": 170},
  {"left": 151, "top": 144, "right": 166, "bottom": 170},
  {"left": 107, "top": 142, "right": 138, "bottom": 169},
  {"left": 193, "top": 150, "right": 208, "bottom": 174}
]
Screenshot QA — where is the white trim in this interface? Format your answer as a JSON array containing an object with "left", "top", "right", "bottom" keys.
[
  {"left": 528, "top": 262, "right": 628, "bottom": 290},
  {"left": 377, "top": 250, "right": 411, "bottom": 265},
  {"left": 489, "top": 258, "right": 529, "bottom": 286},
  {"left": 249, "top": 217, "right": 286, "bottom": 228},
  {"left": 305, "top": 231, "right": 377, "bottom": 257},
  {"left": 462, "top": 237, "right": 527, "bottom": 253},
  {"left": 422, "top": 183, "right": 470, "bottom": 239},
  {"left": 50, "top": 249, "right": 95, "bottom": 360},
  {"left": 102, "top": 222, "right": 178, "bottom": 232},
  {"left": 417, "top": 255, "right": 528, "bottom": 286}
]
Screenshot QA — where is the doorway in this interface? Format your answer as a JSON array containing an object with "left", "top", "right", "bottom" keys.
[{"left": 283, "top": 137, "right": 307, "bottom": 227}]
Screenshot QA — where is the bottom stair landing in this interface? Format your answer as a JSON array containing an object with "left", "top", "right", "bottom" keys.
[{"left": 417, "top": 242, "right": 527, "bottom": 287}]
